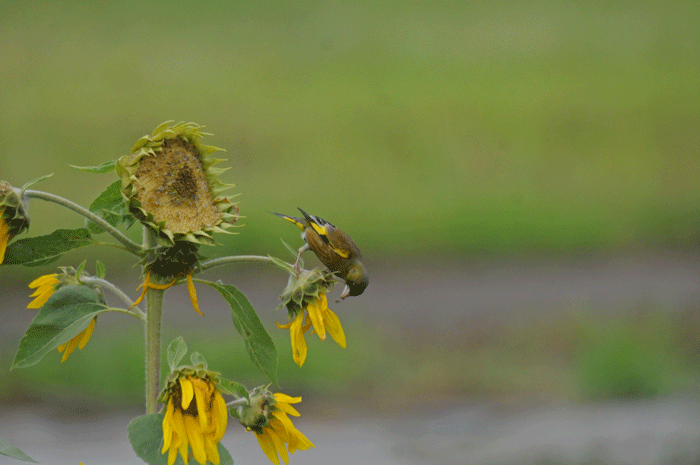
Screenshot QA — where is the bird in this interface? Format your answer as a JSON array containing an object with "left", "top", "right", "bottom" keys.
[{"left": 271, "top": 208, "right": 368, "bottom": 300}]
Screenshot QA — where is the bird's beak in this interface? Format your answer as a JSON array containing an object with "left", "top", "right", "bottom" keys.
[{"left": 339, "top": 284, "right": 351, "bottom": 300}]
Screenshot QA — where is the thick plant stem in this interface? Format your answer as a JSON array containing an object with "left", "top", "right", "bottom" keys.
[{"left": 145, "top": 286, "right": 165, "bottom": 414}]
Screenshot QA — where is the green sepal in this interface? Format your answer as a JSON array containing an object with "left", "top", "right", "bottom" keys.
[
  {"left": 127, "top": 413, "right": 233, "bottom": 465},
  {"left": 280, "top": 238, "right": 302, "bottom": 264},
  {"left": 0, "top": 437, "right": 38, "bottom": 463},
  {"left": 3, "top": 228, "right": 94, "bottom": 267},
  {"left": 267, "top": 254, "right": 295, "bottom": 274},
  {"left": 190, "top": 352, "right": 207, "bottom": 369},
  {"left": 87, "top": 180, "right": 135, "bottom": 234},
  {"left": 166, "top": 336, "right": 187, "bottom": 371},
  {"left": 12, "top": 285, "right": 106, "bottom": 368},
  {"left": 20, "top": 173, "right": 53, "bottom": 194},
  {"left": 75, "top": 259, "right": 87, "bottom": 280},
  {"left": 216, "top": 376, "right": 250, "bottom": 401},
  {"left": 69, "top": 160, "right": 117, "bottom": 173},
  {"left": 95, "top": 260, "right": 106, "bottom": 279},
  {"left": 205, "top": 281, "right": 278, "bottom": 386}
]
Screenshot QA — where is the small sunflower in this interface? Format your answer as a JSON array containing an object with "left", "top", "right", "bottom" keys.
[
  {"left": 0, "top": 181, "right": 30, "bottom": 265},
  {"left": 160, "top": 373, "right": 228, "bottom": 465},
  {"left": 277, "top": 269, "right": 345, "bottom": 367},
  {"left": 236, "top": 388, "right": 314, "bottom": 465}
]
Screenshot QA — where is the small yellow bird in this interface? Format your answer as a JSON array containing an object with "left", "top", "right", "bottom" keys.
[{"left": 271, "top": 208, "right": 369, "bottom": 300}]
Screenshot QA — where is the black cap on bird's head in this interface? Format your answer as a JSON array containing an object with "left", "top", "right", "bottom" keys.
[{"left": 339, "top": 262, "right": 369, "bottom": 300}]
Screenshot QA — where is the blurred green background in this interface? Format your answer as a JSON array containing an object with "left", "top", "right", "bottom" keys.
[{"left": 2, "top": 0, "right": 700, "bottom": 438}]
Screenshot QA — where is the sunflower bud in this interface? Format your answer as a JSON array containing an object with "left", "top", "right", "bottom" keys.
[{"left": 278, "top": 268, "right": 335, "bottom": 318}]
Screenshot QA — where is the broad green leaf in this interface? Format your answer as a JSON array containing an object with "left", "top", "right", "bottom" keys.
[
  {"left": 12, "top": 286, "right": 107, "bottom": 368},
  {"left": 3, "top": 228, "right": 94, "bottom": 267},
  {"left": 87, "top": 180, "right": 132, "bottom": 234},
  {"left": 95, "top": 260, "right": 106, "bottom": 279},
  {"left": 69, "top": 159, "right": 117, "bottom": 173},
  {"left": 128, "top": 413, "right": 233, "bottom": 465},
  {"left": 20, "top": 173, "right": 53, "bottom": 194},
  {"left": 206, "top": 282, "right": 278, "bottom": 386},
  {"left": 216, "top": 377, "right": 249, "bottom": 400},
  {"left": 166, "top": 337, "right": 187, "bottom": 371},
  {"left": 190, "top": 352, "right": 207, "bottom": 369},
  {"left": 0, "top": 438, "right": 38, "bottom": 463}
]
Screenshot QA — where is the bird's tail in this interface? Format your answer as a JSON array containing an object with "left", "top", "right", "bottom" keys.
[{"left": 269, "top": 211, "right": 306, "bottom": 231}]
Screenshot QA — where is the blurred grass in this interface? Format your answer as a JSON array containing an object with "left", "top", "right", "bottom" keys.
[
  {"left": 0, "top": 0, "right": 699, "bottom": 261},
  {"left": 3, "top": 308, "right": 699, "bottom": 409}
]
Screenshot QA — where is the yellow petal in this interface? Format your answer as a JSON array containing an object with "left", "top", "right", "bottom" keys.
[
  {"left": 323, "top": 308, "right": 346, "bottom": 348},
  {"left": 187, "top": 272, "right": 204, "bottom": 316},
  {"left": 78, "top": 318, "right": 96, "bottom": 349},
  {"left": 288, "top": 426, "right": 315, "bottom": 453},
  {"left": 273, "top": 393, "right": 302, "bottom": 405},
  {"left": 184, "top": 415, "right": 207, "bottom": 465},
  {"left": 129, "top": 272, "right": 150, "bottom": 311},
  {"left": 305, "top": 300, "right": 325, "bottom": 341},
  {"left": 173, "top": 409, "right": 189, "bottom": 465},
  {"left": 273, "top": 402, "right": 300, "bottom": 417},
  {"left": 60, "top": 336, "right": 80, "bottom": 363},
  {"left": 256, "top": 430, "right": 281, "bottom": 465},
  {"left": 0, "top": 219, "right": 8, "bottom": 265},
  {"left": 212, "top": 391, "right": 228, "bottom": 442},
  {"left": 276, "top": 320, "right": 292, "bottom": 330},
  {"left": 191, "top": 378, "right": 210, "bottom": 431},
  {"left": 57, "top": 343, "right": 67, "bottom": 352},
  {"left": 27, "top": 288, "right": 55, "bottom": 309},
  {"left": 180, "top": 377, "right": 194, "bottom": 410},
  {"left": 289, "top": 312, "right": 307, "bottom": 367},
  {"left": 203, "top": 433, "right": 220, "bottom": 465},
  {"left": 267, "top": 423, "right": 289, "bottom": 465},
  {"left": 28, "top": 274, "right": 59, "bottom": 289},
  {"left": 162, "top": 400, "right": 175, "bottom": 454}
]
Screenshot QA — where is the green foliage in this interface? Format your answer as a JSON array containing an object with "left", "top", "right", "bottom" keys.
[
  {"left": 69, "top": 160, "right": 117, "bottom": 173},
  {"left": 166, "top": 336, "right": 187, "bottom": 371},
  {"left": 4, "top": 228, "right": 94, "bottom": 267},
  {"left": 576, "top": 316, "right": 676, "bottom": 400},
  {"left": 12, "top": 285, "right": 106, "bottom": 369},
  {"left": 87, "top": 180, "right": 134, "bottom": 234},
  {"left": 205, "top": 282, "right": 278, "bottom": 386},
  {"left": 127, "top": 413, "right": 233, "bottom": 465},
  {"left": 0, "top": 438, "right": 38, "bottom": 463}
]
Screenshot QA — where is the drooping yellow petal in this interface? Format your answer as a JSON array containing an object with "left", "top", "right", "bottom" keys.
[
  {"left": 59, "top": 336, "right": 80, "bottom": 363},
  {"left": 267, "top": 422, "right": 289, "bottom": 465},
  {"left": 162, "top": 400, "right": 175, "bottom": 454},
  {"left": 57, "top": 343, "right": 67, "bottom": 352},
  {"left": 212, "top": 391, "right": 228, "bottom": 442},
  {"left": 186, "top": 272, "right": 204, "bottom": 316},
  {"left": 273, "top": 402, "right": 301, "bottom": 417},
  {"left": 288, "top": 426, "right": 315, "bottom": 453},
  {"left": 191, "top": 378, "right": 210, "bottom": 431},
  {"left": 78, "top": 318, "right": 96, "bottom": 349},
  {"left": 173, "top": 409, "right": 189, "bottom": 465},
  {"left": 256, "top": 430, "right": 281, "bottom": 465},
  {"left": 305, "top": 300, "right": 325, "bottom": 341},
  {"left": 289, "top": 312, "right": 307, "bottom": 367},
  {"left": 322, "top": 308, "right": 346, "bottom": 348},
  {"left": 276, "top": 320, "right": 293, "bottom": 330},
  {"left": 184, "top": 415, "right": 207, "bottom": 465},
  {"left": 0, "top": 218, "right": 9, "bottom": 265},
  {"left": 203, "top": 434, "right": 220, "bottom": 465},
  {"left": 130, "top": 271, "right": 151, "bottom": 310},
  {"left": 180, "top": 378, "right": 194, "bottom": 410}
]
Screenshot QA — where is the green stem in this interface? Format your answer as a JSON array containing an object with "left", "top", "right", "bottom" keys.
[
  {"left": 145, "top": 285, "right": 165, "bottom": 414},
  {"left": 199, "top": 255, "right": 279, "bottom": 272},
  {"left": 24, "top": 189, "right": 142, "bottom": 255},
  {"left": 81, "top": 276, "right": 146, "bottom": 319}
]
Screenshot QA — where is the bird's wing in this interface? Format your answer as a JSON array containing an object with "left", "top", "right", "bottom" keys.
[{"left": 297, "top": 208, "right": 352, "bottom": 259}]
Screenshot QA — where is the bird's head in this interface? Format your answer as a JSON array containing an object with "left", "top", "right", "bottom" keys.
[{"left": 339, "top": 262, "right": 369, "bottom": 300}]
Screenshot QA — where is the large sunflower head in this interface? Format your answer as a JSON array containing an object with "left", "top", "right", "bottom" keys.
[
  {"left": 0, "top": 181, "right": 30, "bottom": 264},
  {"left": 116, "top": 121, "right": 239, "bottom": 248}
]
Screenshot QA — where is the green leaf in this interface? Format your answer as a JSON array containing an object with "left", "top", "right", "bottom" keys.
[
  {"left": 95, "top": 260, "right": 106, "bottom": 279},
  {"left": 206, "top": 282, "right": 278, "bottom": 386},
  {"left": 268, "top": 255, "right": 295, "bottom": 274},
  {"left": 281, "top": 238, "right": 303, "bottom": 265},
  {"left": 0, "top": 437, "right": 38, "bottom": 463},
  {"left": 87, "top": 180, "right": 133, "bottom": 234},
  {"left": 190, "top": 352, "right": 207, "bottom": 369},
  {"left": 216, "top": 377, "right": 249, "bottom": 400},
  {"left": 76, "top": 259, "right": 87, "bottom": 279},
  {"left": 12, "top": 286, "right": 107, "bottom": 368},
  {"left": 128, "top": 413, "right": 233, "bottom": 465},
  {"left": 166, "top": 336, "right": 187, "bottom": 371},
  {"left": 20, "top": 173, "right": 53, "bottom": 194},
  {"left": 3, "top": 228, "right": 94, "bottom": 267},
  {"left": 69, "top": 159, "right": 117, "bottom": 173}
]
